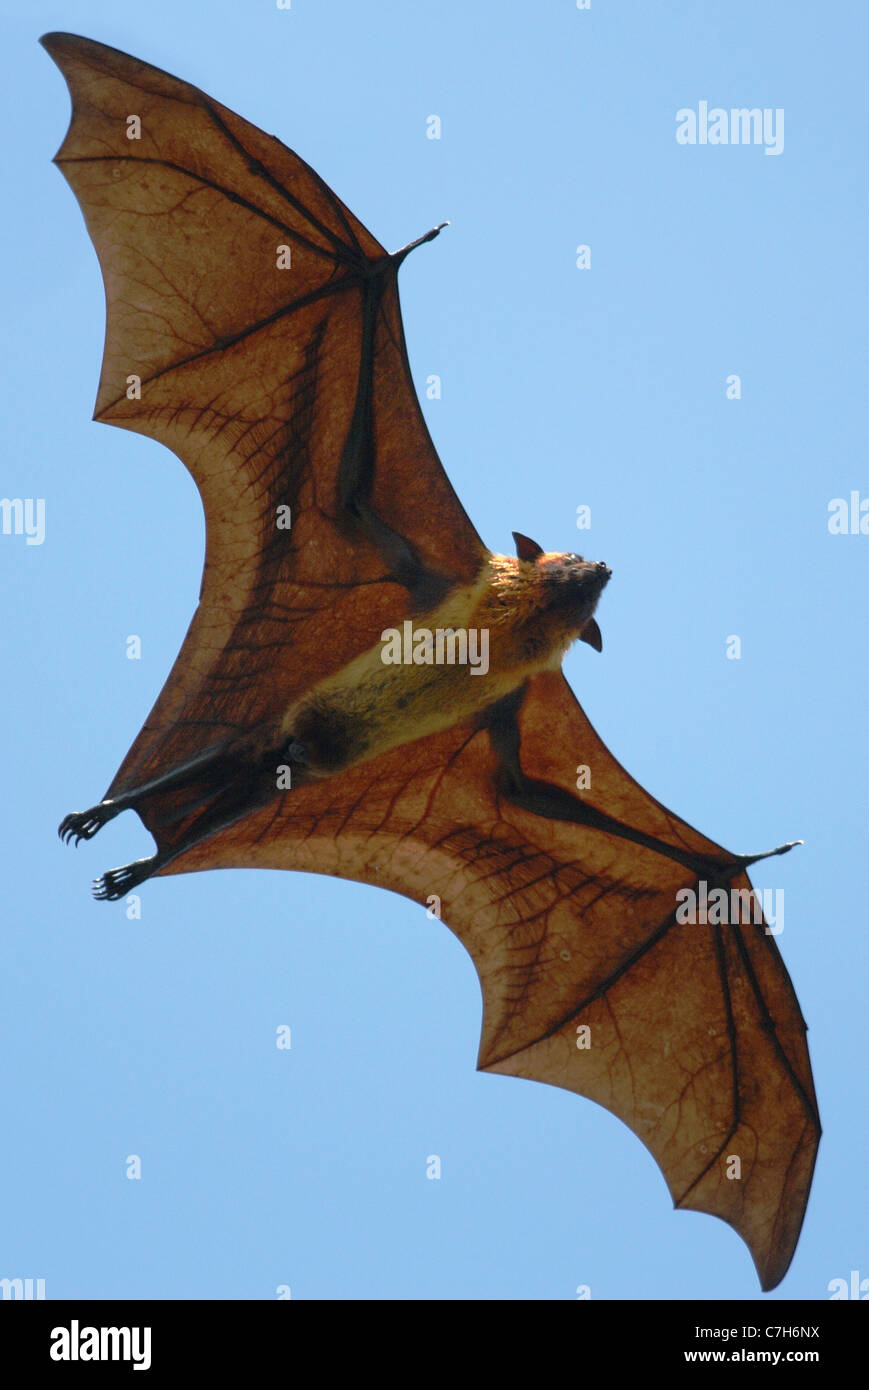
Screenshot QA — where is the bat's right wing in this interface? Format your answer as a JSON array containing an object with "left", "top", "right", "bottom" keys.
[
  {"left": 165, "top": 669, "right": 819, "bottom": 1291},
  {"left": 42, "top": 31, "right": 487, "bottom": 798}
]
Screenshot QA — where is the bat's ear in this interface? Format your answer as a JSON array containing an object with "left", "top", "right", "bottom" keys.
[
  {"left": 579, "top": 618, "right": 603, "bottom": 652},
  {"left": 512, "top": 531, "right": 544, "bottom": 562}
]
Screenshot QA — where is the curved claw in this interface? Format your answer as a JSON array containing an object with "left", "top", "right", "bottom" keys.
[
  {"left": 739, "top": 839, "right": 804, "bottom": 868},
  {"left": 58, "top": 802, "right": 118, "bottom": 847},
  {"left": 92, "top": 870, "right": 128, "bottom": 902},
  {"left": 92, "top": 855, "right": 156, "bottom": 902},
  {"left": 59, "top": 811, "right": 101, "bottom": 846}
]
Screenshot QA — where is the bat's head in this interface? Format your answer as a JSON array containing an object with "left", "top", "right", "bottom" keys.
[
  {"left": 510, "top": 534, "right": 610, "bottom": 652},
  {"left": 541, "top": 552, "right": 611, "bottom": 623}
]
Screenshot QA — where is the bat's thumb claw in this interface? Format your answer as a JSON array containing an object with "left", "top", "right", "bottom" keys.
[{"left": 740, "top": 839, "right": 804, "bottom": 867}]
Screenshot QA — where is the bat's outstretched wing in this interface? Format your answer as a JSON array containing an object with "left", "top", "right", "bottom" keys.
[
  {"left": 170, "top": 670, "right": 819, "bottom": 1290},
  {"left": 42, "top": 31, "right": 486, "bottom": 795}
]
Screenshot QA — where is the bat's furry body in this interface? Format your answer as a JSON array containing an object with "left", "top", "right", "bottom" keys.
[
  {"left": 44, "top": 31, "right": 820, "bottom": 1292},
  {"left": 284, "top": 551, "right": 610, "bottom": 775}
]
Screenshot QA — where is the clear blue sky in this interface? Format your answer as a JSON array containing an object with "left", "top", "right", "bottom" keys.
[{"left": 1, "top": 0, "right": 866, "bottom": 1300}]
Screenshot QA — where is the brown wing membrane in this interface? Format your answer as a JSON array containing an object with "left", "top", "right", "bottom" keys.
[
  {"left": 42, "top": 31, "right": 486, "bottom": 794},
  {"left": 162, "top": 670, "right": 819, "bottom": 1290}
]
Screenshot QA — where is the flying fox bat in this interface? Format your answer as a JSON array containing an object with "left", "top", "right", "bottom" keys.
[{"left": 43, "top": 32, "right": 819, "bottom": 1292}]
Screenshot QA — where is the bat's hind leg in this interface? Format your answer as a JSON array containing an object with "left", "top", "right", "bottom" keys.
[
  {"left": 88, "top": 739, "right": 310, "bottom": 902},
  {"left": 58, "top": 743, "right": 246, "bottom": 847},
  {"left": 90, "top": 796, "right": 260, "bottom": 903}
]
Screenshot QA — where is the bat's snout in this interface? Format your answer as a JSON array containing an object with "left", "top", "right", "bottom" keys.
[
  {"left": 541, "top": 553, "right": 612, "bottom": 630},
  {"left": 581, "top": 559, "right": 611, "bottom": 592}
]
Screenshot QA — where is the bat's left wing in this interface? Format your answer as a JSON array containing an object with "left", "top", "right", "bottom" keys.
[{"left": 169, "top": 669, "right": 819, "bottom": 1291}]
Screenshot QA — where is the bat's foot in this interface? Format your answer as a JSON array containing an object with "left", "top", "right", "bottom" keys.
[
  {"left": 92, "top": 856, "right": 159, "bottom": 902},
  {"left": 58, "top": 800, "right": 120, "bottom": 846}
]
